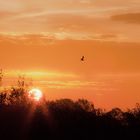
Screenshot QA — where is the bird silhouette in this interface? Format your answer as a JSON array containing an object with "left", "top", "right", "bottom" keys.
[{"left": 81, "top": 56, "right": 85, "bottom": 61}]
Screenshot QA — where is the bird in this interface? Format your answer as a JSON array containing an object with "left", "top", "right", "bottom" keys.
[{"left": 81, "top": 56, "right": 85, "bottom": 61}]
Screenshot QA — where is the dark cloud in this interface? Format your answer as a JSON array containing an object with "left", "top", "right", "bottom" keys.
[
  {"left": 111, "top": 13, "right": 140, "bottom": 24},
  {"left": 0, "top": 11, "right": 18, "bottom": 18},
  {"left": 99, "top": 34, "right": 118, "bottom": 39}
]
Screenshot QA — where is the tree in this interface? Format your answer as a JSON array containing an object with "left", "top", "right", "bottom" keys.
[{"left": 0, "top": 69, "right": 3, "bottom": 87}]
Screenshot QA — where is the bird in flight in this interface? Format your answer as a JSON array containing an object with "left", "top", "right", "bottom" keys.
[{"left": 81, "top": 56, "right": 85, "bottom": 61}]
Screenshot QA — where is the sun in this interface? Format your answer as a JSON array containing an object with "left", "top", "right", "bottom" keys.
[{"left": 28, "top": 88, "right": 43, "bottom": 101}]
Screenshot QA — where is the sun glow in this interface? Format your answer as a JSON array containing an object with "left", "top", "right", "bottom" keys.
[{"left": 28, "top": 88, "right": 43, "bottom": 101}]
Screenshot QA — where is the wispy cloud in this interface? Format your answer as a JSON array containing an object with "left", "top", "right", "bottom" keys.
[
  {"left": 0, "top": 32, "right": 127, "bottom": 44},
  {"left": 0, "top": 0, "right": 140, "bottom": 42}
]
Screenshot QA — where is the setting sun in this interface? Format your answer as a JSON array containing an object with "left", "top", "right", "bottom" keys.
[{"left": 28, "top": 88, "right": 43, "bottom": 101}]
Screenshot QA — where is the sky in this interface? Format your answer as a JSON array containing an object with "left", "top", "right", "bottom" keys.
[{"left": 0, "top": 0, "right": 140, "bottom": 109}]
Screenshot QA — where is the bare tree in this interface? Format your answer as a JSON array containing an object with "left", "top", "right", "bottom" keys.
[
  {"left": 0, "top": 69, "right": 3, "bottom": 87},
  {"left": 17, "top": 75, "right": 25, "bottom": 88}
]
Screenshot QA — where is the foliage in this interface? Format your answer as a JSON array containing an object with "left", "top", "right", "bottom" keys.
[{"left": 0, "top": 89, "right": 140, "bottom": 140}]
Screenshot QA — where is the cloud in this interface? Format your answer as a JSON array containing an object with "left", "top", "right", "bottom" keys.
[
  {"left": 37, "top": 80, "right": 100, "bottom": 89},
  {"left": 0, "top": 0, "right": 139, "bottom": 42},
  {"left": 0, "top": 33, "right": 56, "bottom": 46},
  {"left": 0, "top": 11, "right": 19, "bottom": 19},
  {"left": 99, "top": 34, "right": 117, "bottom": 39},
  {"left": 92, "top": 34, "right": 119, "bottom": 41},
  {"left": 0, "top": 32, "right": 121, "bottom": 44},
  {"left": 111, "top": 13, "right": 140, "bottom": 24}
]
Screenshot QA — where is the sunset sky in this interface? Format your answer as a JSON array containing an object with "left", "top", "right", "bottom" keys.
[{"left": 0, "top": 0, "right": 140, "bottom": 109}]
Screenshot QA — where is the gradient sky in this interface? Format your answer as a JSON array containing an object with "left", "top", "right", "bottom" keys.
[{"left": 0, "top": 0, "right": 140, "bottom": 109}]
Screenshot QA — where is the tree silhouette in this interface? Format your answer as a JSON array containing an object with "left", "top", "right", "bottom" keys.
[
  {"left": 0, "top": 89, "right": 140, "bottom": 140},
  {"left": 0, "top": 69, "right": 3, "bottom": 87}
]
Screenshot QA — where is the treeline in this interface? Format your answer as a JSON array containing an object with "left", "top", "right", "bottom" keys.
[{"left": 0, "top": 88, "right": 140, "bottom": 140}]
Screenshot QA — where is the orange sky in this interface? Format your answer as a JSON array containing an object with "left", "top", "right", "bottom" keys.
[{"left": 0, "top": 0, "right": 140, "bottom": 109}]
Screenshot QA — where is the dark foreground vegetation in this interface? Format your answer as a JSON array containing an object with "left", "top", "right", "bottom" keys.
[{"left": 0, "top": 88, "right": 140, "bottom": 140}]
